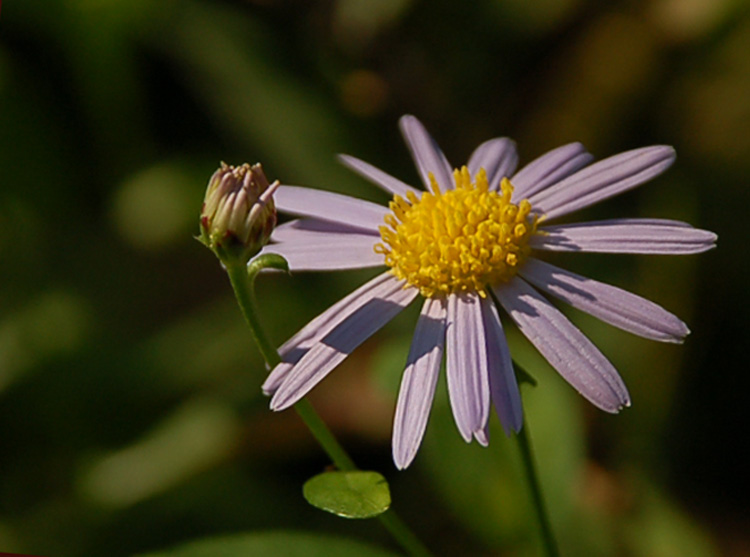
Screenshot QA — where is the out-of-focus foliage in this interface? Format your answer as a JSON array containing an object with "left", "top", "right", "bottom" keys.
[
  {"left": 139, "top": 531, "right": 400, "bottom": 557},
  {"left": 0, "top": 0, "right": 747, "bottom": 555}
]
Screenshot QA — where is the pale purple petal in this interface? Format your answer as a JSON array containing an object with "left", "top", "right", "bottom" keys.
[
  {"left": 269, "top": 276, "right": 418, "bottom": 410},
  {"left": 262, "top": 233, "right": 383, "bottom": 271},
  {"left": 274, "top": 185, "right": 386, "bottom": 232},
  {"left": 263, "top": 272, "right": 397, "bottom": 395},
  {"left": 528, "top": 146, "right": 676, "bottom": 221},
  {"left": 445, "top": 293, "right": 491, "bottom": 442},
  {"left": 531, "top": 219, "right": 717, "bottom": 254},
  {"left": 494, "top": 277, "right": 630, "bottom": 413},
  {"left": 399, "top": 115, "right": 455, "bottom": 192},
  {"left": 511, "top": 142, "right": 594, "bottom": 200},
  {"left": 467, "top": 138, "right": 518, "bottom": 190},
  {"left": 474, "top": 425, "right": 490, "bottom": 446},
  {"left": 392, "top": 298, "right": 446, "bottom": 469},
  {"left": 480, "top": 297, "right": 523, "bottom": 435},
  {"left": 519, "top": 258, "right": 690, "bottom": 343},
  {"left": 338, "top": 154, "right": 421, "bottom": 198},
  {"left": 271, "top": 218, "right": 379, "bottom": 243}
]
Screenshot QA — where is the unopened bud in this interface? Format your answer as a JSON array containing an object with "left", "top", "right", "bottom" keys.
[{"left": 199, "top": 162, "right": 279, "bottom": 264}]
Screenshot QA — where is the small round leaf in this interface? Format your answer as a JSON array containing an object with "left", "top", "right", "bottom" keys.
[{"left": 303, "top": 471, "right": 391, "bottom": 519}]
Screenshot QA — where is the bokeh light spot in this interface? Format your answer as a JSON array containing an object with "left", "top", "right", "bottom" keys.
[{"left": 111, "top": 163, "right": 195, "bottom": 251}]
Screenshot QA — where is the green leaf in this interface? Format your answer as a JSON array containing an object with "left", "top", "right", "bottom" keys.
[
  {"left": 138, "top": 530, "right": 400, "bottom": 557},
  {"left": 303, "top": 470, "right": 391, "bottom": 519}
]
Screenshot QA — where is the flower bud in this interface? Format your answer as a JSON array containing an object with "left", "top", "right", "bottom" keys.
[{"left": 199, "top": 162, "right": 279, "bottom": 264}]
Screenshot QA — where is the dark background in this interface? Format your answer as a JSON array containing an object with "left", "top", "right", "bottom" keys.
[{"left": 0, "top": 1, "right": 747, "bottom": 555}]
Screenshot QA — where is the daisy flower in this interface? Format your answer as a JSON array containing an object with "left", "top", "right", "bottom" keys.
[{"left": 260, "top": 115, "right": 716, "bottom": 469}]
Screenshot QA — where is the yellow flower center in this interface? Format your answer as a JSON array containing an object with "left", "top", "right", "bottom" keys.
[{"left": 375, "top": 166, "right": 537, "bottom": 298}]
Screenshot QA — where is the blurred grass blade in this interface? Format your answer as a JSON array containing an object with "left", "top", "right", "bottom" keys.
[{"left": 138, "top": 531, "right": 400, "bottom": 557}]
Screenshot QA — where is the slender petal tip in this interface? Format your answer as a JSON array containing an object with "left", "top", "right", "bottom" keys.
[
  {"left": 612, "top": 397, "right": 632, "bottom": 413},
  {"left": 474, "top": 428, "right": 489, "bottom": 446},
  {"left": 530, "top": 144, "right": 678, "bottom": 221},
  {"left": 399, "top": 114, "right": 454, "bottom": 191}
]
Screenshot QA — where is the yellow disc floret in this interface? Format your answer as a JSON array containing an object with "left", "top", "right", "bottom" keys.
[{"left": 375, "top": 166, "right": 537, "bottom": 298}]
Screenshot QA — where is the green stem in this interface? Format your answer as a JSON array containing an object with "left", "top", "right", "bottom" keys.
[
  {"left": 378, "top": 510, "right": 432, "bottom": 557},
  {"left": 225, "top": 261, "right": 432, "bottom": 557},
  {"left": 293, "top": 398, "right": 356, "bottom": 471},
  {"left": 516, "top": 417, "right": 559, "bottom": 557},
  {"left": 226, "top": 262, "right": 281, "bottom": 368}
]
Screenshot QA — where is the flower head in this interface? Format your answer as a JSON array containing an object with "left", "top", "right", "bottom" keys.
[
  {"left": 260, "top": 116, "right": 717, "bottom": 469},
  {"left": 377, "top": 168, "right": 537, "bottom": 297},
  {"left": 199, "top": 162, "right": 279, "bottom": 264}
]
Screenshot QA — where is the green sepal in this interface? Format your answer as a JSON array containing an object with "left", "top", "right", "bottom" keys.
[
  {"left": 303, "top": 470, "right": 391, "bottom": 519},
  {"left": 247, "top": 253, "right": 290, "bottom": 278}
]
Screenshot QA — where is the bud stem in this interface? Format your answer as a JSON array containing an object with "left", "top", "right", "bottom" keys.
[
  {"left": 224, "top": 260, "right": 432, "bottom": 557},
  {"left": 226, "top": 261, "right": 282, "bottom": 369}
]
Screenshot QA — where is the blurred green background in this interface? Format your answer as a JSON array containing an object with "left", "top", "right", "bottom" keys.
[{"left": 1, "top": 0, "right": 747, "bottom": 555}]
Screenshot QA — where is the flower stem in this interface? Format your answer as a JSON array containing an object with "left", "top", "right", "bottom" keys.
[
  {"left": 378, "top": 510, "right": 432, "bottom": 557},
  {"left": 516, "top": 416, "right": 559, "bottom": 557},
  {"left": 225, "top": 261, "right": 432, "bottom": 557},
  {"left": 293, "top": 398, "right": 356, "bottom": 471}
]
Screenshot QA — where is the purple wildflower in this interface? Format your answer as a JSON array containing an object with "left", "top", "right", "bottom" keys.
[{"left": 260, "top": 115, "right": 716, "bottom": 469}]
